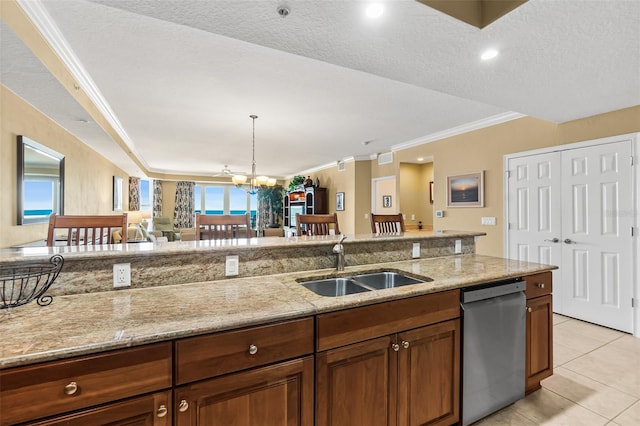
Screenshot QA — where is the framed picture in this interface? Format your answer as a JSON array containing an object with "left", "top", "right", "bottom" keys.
[
  {"left": 113, "top": 176, "right": 123, "bottom": 211},
  {"left": 429, "top": 181, "right": 434, "bottom": 204},
  {"left": 336, "top": 192, "right": 345, "bottom": 211},
  {"left": 446, "top": 171, "right": 484, "bottom": 208},
  {"left": 382, "top": 195, "right": 392, "bottom": 208}
]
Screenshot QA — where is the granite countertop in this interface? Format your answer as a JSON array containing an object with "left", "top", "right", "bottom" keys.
[
  {"left": 0, "top": 254, "right": 555, "bottom": 369},
  {"left": 0, "top": 230, "right": 483, "bottom": 263}
]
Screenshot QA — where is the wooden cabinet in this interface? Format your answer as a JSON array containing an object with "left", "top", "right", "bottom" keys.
[
  {"left": 26, "top": 391, "right": 171, "bottom": 426},
  {"left": 174, "top": 318, "right": 315, "bottom": 425},
  {"left": 524, "top": 272, "right": 553, "bottom": 393},
  {"left": 175, "top": 356, "right": 314, "bottom": 426},
  {"left": 315, "top": 291, "right": 460, "bottom": 426},
  {"left": 0, "top": 343, "right": 172, "bottom": 426},
  {"left": 283, "top": 187, "right": 328, "bottom": 233},
  {"left": 397, "top": 320, "right": 460, "bottom": 426}
]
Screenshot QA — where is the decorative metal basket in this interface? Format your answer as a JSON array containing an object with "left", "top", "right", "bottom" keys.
[{"left": 0, "top": 255, "right": 64, "bottom": 309}]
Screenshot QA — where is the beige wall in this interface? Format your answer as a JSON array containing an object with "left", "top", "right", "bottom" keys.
[
  {"left": 399, "top": 162, "right": 433, "bottom": 229},
  {"left": 1, "top": 85, "right": 128, "bottom": 248},
  {"left": 394, "top": 107, "right": 640, "bottom": 257}
]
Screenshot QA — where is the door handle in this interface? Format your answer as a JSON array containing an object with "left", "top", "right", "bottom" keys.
[
  {"left": 544, "top": 238, "right": 560, "bottom": 243},
  {"left": 564, "top": 239, "right": 577, "bottom": 244}
]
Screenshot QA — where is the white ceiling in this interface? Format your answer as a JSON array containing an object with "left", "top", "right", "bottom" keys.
[{"left": 2, "top": 0, "right": 639, "bottom": 179}]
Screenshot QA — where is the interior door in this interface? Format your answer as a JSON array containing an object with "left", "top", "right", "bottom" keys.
[
  {"left": 507, "top": 152, "right": 563, "bottom": 312},
  {"left": 561, "top": 141, "right": 633, "bottom": 332}
]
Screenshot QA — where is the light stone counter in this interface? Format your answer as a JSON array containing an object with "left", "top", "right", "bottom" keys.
[
  {"left": 0, "top": 254, "right": 555, "bottom": 369},
  {"left": 0, "top": 231, "right": 484, "bottom": 296}
]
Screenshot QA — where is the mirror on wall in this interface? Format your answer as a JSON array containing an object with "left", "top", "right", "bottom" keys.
[{"left": 17, "top": 136, "right": 65, "bottom": 225}]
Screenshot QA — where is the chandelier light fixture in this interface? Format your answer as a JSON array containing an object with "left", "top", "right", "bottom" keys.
[{"left": 232, "top": 115, "right": 277, "bottom": 194}]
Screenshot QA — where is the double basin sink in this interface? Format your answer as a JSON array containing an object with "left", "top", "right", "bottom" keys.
[{"left": 300, "top": 271, "right": 432, "bottom": 297}]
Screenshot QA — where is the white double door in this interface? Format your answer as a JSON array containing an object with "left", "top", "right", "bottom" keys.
[{"left": 507, "top": 140, "right": 633, "bottom": 332}]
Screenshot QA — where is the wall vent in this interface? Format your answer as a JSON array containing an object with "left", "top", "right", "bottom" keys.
[
  {"left": 337, "top": 161, "right": 345, "bottom": 171},
  {"left": 378, "top": 152, "right": 393, "bottom": 165}
]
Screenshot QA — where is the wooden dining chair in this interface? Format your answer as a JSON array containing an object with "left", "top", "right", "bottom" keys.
[
  {"left": 296, "top": 213, "right": 340, "bottom": 236},
  {"left": 46, "top": 213, "right": 128, "bottom": 246},
  {"left": 370, "top": 213, "right": 406, "bottom": 233},
  {"left": 196, "top": 213, "right": 255, "bottom": 240}
]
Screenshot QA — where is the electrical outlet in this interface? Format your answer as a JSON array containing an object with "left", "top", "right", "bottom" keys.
[
  {"left": 113, "top": 263, "right": 131, "bottom": 288},
  {"left": 412, "top": 242, "right": 420, "bottom": 258},
  {"left": 454, "top": 240, "right": 462, "bottom": 254},
  {"left": 225, "top": 255, "right": 239, "bottom": 276}
]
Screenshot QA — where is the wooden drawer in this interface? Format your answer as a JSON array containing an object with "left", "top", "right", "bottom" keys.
[
  {"left": 175, "top": 317, "right": 314, "bottom": 385},
  {"left": 0, "top": 342, "right": 172, "bottom": 426},
  {"left": 26, "top": 390, "right": 172, "bottom": 426},
  {"left": 316, "top": 289, "right": 460, "bottom": 352},
  {"left": 524, "top": 271, "right": 552, "bottom": 299}
]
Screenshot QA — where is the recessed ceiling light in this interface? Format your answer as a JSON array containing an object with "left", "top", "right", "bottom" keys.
[
  {"left": 417, "top": 157, "right": 424, "bottom": 162},
  {"left": 366, "top": 4, "right": 384, "bottom": 19},
  {"left": 481, "top": 49, "right": 499, "bottom": 60}
]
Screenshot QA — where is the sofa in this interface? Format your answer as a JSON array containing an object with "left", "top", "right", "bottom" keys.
[{"left": 153, "top": 217, "right": 180, "bottom": 241}]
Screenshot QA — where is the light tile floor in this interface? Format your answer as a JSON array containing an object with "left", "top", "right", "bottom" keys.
[{"left": 477, "top": 314, "right": 640, "bottom": 425}]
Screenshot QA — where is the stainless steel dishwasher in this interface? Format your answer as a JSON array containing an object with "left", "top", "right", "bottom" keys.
[{"left": 460, "top": 278, "right": 527, "bottom": 426}]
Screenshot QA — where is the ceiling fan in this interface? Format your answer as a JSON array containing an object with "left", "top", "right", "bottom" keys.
[{"left": 211, "top": 165, "right": 244, "bottom": 177}]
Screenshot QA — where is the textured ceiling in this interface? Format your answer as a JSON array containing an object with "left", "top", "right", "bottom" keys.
[{"left": 2, "top": 0, "right": 639, "bottom": 178}]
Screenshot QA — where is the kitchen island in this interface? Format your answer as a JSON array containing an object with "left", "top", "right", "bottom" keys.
[{"left": 0, "top": 232, "right": 555, "bottom": 425}]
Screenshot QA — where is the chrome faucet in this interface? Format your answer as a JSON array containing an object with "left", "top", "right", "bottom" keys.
[{"left": 333, "top": 234, "right": 347, "bottom": 271}]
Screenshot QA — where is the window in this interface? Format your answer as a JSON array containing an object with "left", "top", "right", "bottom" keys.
[
  {"left": 140, "top": 179, "right": 152, "bottom": 213},
  {"left": 193, "top": 184, "right": 256, "bottom": 221}
]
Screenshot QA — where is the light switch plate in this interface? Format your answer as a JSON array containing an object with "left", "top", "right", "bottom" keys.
[
  {"left": 481, "top": 216, "right": 497, "bottom": 226},
  {"left": 412, "top": 242, "right": 420, "bottom": 258},
  {"left": 225, "top": 255, "right": 239, "bottom": 276},
  {"left": 454, "top": 240, "right": 462, "bottom": 254}
]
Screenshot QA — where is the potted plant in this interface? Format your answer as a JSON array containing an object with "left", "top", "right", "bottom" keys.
[{"left": 287, "top": 175, "right": 305, "bottom": 193}]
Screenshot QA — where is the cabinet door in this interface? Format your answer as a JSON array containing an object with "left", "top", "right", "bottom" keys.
[
  {"left": 526, "top": 295, "right": 553, "bottom": 392},
  {"left": 27, "top": 391, "right": 171, "bottom": 426},
  {"left": 316, "top": 335, "right": 397, "bottom": 426},
  {"left": 175, "top": 356, "right": 313, "bottom": 426},
  {"left": 397, "top": 320, "right": 460, "bottom": 426}
]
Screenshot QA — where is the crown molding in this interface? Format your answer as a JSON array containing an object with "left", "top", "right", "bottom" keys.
[
  {"left": 16, "top": 0, "right": 148, "bottom": 170},
  {"left": 391, "top": 112, "right": 526, "bottom": 152}
]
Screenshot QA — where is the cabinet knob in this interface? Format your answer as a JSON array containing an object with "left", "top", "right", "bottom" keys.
[
  {"left": 527, "top": 307, "right": 532, "bottom": 313},
  {"left": 401, "top": 341, "right": 410, "bottom": 349},
  {"left": 178, "top": 399, "right": 189, "bottom": 413},
  {"left": 536, "top": 283, "right": 545, "bottom": 289},
  {"left": 64, "top": 381, "right": 78, "bottom": 396},
  {"left": 156, "top": 405, "right": 168, "bottom": 418},
  {"left": 249, "top": 344, "right": 258, "bottom": 355},
  {"left": 391, "top": 343, "right": 400, "bottom": 352}
]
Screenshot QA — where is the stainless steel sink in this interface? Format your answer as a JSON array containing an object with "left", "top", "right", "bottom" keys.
[
  {"left": 300, "top": 277, "right": 370, "bottom": 297},
  {"left": 300, "top": 271, "right": 431, "bottom": 296},
  {"left": 351, "top": 272, "right": 430, "bottom": 289}
]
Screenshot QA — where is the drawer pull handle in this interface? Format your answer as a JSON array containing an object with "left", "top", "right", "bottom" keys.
[
  {"left": 249, "top": 344, "right": 258, "bottom": 355},
  {"left": 536, "top": 283, "right": 545, "bottom": 288},
  {"left": 64, "top": 381, "right": 78, "bottom": 396},
  {"left": 178, "top": 400, "right": 189, "bottom": 413},
  {"left": 391, "top": 343, "right": 400, "bottom": 352},
  {"left": 401, "top": 341, "right": 410, "bottom": 349},
  {"left": 156, "top": 405, "right": 168, "bottom": 418}
]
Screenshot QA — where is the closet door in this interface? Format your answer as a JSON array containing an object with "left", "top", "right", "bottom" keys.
[
  {"left": 561, "top": 141, "right": 633, "bottom": 332},
  {"left": 507, "top": 153, "right": 563, "bottom": 312}
]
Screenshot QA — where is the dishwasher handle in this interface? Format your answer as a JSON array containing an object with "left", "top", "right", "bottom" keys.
[{"left": 461, "top": 280, "right": 526, "bottom": 304}]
